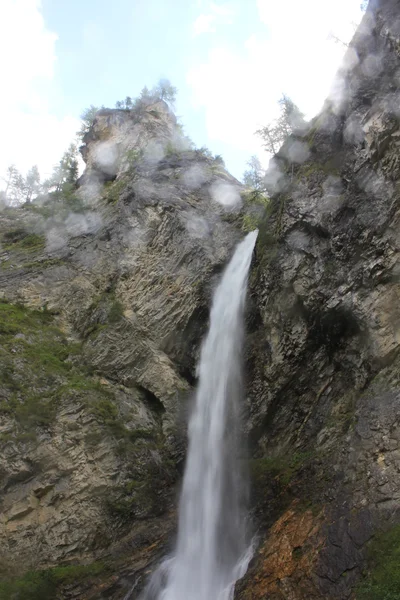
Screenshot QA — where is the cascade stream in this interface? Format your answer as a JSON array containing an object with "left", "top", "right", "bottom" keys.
[{"left": 142, "top": 230, "right": 258, "bottom": 600}]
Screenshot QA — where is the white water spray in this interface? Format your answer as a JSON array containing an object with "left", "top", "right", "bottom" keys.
[{"left": 142, "top": 230, "right": 258, "bottom": 600}]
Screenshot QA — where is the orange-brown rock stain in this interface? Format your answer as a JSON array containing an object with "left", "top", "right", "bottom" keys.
[{"left": 239, "top": 502, "right": 326, "bottom": 600}]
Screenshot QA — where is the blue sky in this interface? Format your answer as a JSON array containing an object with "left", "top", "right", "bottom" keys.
[{"left": 0, "top": 0, "right": 366, "bottom": 184}]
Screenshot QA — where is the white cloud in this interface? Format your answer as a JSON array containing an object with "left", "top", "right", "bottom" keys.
[
  {"left": 188, "top": 0, "right": 365, "bottom": 167},
  {"left": 193, "top": 14, "right": 217, "bottom": 36},
  {"left": 210, "top": 1, "right": 236, "bottom": 17},
  {"left": 0, "top": 0, "right": 80, "bottom": 185},
  {"left": 192, "top": 2, "right": 235, "bottom": 37}
]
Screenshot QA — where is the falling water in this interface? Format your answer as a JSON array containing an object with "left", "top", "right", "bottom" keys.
[{"left": 142, "top": 230, "right": 258, "bottom": 600}]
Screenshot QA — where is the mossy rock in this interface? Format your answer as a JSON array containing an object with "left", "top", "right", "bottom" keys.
[
  {"left": 2, "top": 230, "right": 45, "bottom": 252},
  {"left": 0, "top": 562, "right": 107, "bottom": 600},
  {"left": 105, "top": 456, "right": 173, "bottom": 523},
  {"left": 103, "top": 177, "right": 128, "bottom": 204},
  {"left": 0, "top": 300, "right": 137, "bottom": 442},
  {"left": 250, "top": 450, "right": 315, "bottom": 489}
]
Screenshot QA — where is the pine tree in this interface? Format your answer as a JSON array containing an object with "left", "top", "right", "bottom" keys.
[
  {"left": 25, "top": 165, "right": 40, "bottom": 203},
  {"left": 256, "top": 95, "right": 305, "bottom": 156},
  {"left": 278, "top": 95, "right": 305, "bottom": 134},
  {"left": 63, "top": 144, "right": 79, "bottom": 184},
  {"left": 1, "top": 165, "right": 25, "bottom": 204},
  {"left": 140, "top": 86, "right": 150, "bottom": 99},
  {"left": 10, "top": 170, "right": 25, "bottom": 204},
  {"left": 2, "top": 165, "right": 19, "bottom": 197},
  {"left": 243, "top": 156, "right": 264, "bottom": 191},
  {"left": 78, "top": 105, "right": 100, "bottom": 139},
  {"left": 154, "top": 79, "right": 177, "bottom": 105},
  {"left": 124, "top": 96, "right": 133, "bottom": 109},
  {"left": 47, "top": 144, "right": 79, "bottom": 197}
]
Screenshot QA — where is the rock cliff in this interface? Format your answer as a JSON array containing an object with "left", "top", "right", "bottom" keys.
[
  {"left": 238, "top": 0, "right": 400, "bottom": 597},
  {"left": 0, "top": 99, "right": 247, "bottom": 597}
]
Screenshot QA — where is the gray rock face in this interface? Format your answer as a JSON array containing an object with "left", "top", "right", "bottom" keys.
[
  {"left": 238, "top": 0, "right": 400, "bottom": 598},
  {"left": 0, "top": 98, "right": 245, "bottom": 594}
]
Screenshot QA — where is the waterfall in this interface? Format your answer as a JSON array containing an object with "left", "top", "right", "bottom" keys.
[{"left": 142, "top": 230, "right": 258, "bottom": 600}]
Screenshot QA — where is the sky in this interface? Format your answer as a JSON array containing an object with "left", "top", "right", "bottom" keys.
[{"left": 0, "top": 0, "right": 366, "bottom": 185}]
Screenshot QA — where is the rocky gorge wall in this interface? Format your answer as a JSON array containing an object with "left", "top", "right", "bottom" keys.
[
  {"left": 238, "top": 0, "right": 400, "bottom": 597},
  {"left": 0, "top": 100, "right": 250, "bottom": 597}
]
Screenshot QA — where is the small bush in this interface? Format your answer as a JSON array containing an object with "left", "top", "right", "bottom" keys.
[
  {"left": 125, "top": 148, "right": 143, "bottom": 169},
  {"left": 355, "top": 524, "right": 400, "bottom": 599},
  {"left": 241, "top": 189, "right": 269, "bottom": 207},
  {"left": 241, "top": 190, "right": 269, "bottom": 232},
  {"left": 0, "top": 563, "right": 106, "bottom": 600},
  {"left": 2, "top": 229, "right": 27, "bottom": 245},
  {"left": 0, "top": 300, "right": 147, "bottom": 447},
  {"left": 90, "top": 398, "right": 119, "bottom": 423},
  {"left": 250, "top": 451, "right": 314, "bottom": 488},
  {"left": 242, "top": 213, "right": 261, "bottom": 232},
  {"left": 103, "top": 177, "right": 128, "bottom": 204},
  {"left": 0, "top": 302, "right": 99, "bottom": 433},
  {"left": 0, "top": 300, "right": 52, "bottom": 335},
  {"left": 14, "top": 396, "right": 56, "bottom": 428},
  {"left": 108, "top": 300, "right": 124, "bottom": 323},
  {"left": 2, "top": 231, "right": 45, "bottom": 251},
  {"left": 164, "top": 142, "right": 181, "bottom": 156}
]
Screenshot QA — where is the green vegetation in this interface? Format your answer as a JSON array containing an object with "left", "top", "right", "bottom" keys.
[
  {"left": 256, "top": 94, "right": 305, "bottom": 155},
  {"left": 0, "top": 301, "right": 119, "bottom": 442},
  {"left": 2, "top": 230, "right": 45, "bottom": 252},
  {"left": 240, "top": 188, "right": 269, "bottom": 232},
  {"left": 112, "top": 423, "right": 159, "bottom": 458},
  {"left": 356, "top": 524, "right": 400, "bottom": 599},
  {"left": 105, "top": 452, "right": 169, "bottom": 521},
  {"left": 78, "top": 104, "right": 101, "bottom": 140},
  {"left": 34, "top": 187, "right": 85, "bottom": 215},
  {"left": 250, "top": 450, "right": 315, "bottom": 488},
  {"left": 105, "top": 478, "right": 150, "bottom": 519},
  {"left": 108, "top": 299, "right": 124, "bottom": 323},
  {"left": 103, "top": 176, "right": 128, "bottom": 204},
  {"left": 1, "top": 144, "right": 79, "bottom": 207},
  {"left": 297, "top": 158, "right": 340, "bottom": 181},
  {"left": 253, "top": 190, "right": 290, "bottom": 271},
  {"left": 243, "top": 155, "right": 265, "bottom": 190},
  {"left": 45, "top": 144, "right": 79, "bottom": 195},
  {"left": 0, "top": 562, "right": 106, "bottom": 600},
  {"left": 162, "top": 141, "right": 226, "bottom": 164},
  {"left": 241, "top": 189, "right": 269, "bottom": 206},
  {"left": 1, "top": 164, "right": 40, "bottom": 205},
  {"left": 0, "top": 301, "right": 79, "bottom": 433},
  {"left": 0, "top": 300, "right": 160, "bottom": 449},
  {"left": 78, "top": 79, "right": 177, "bottom": 143},
  {"left": 242, "top": 213, "right": 261, "bottom": 233},
  {"left": 2, "top": 79, "right": 179, "bottom": 208},
  {"left": 125, "top": 148, "right": 143, "bottom": 170},
  {"left": 23, "top": 257, "right": 66, "bottom": 271},
  {"left": 0, "top": 300, "right": 54, "bottom": 336},
  {"left": 115, "top": 80, "right": 177, "bottom": 112},
  {"left": 85, "top": 290, "right": 125, "bottom": 331},
  {"left": 164, "top": 142, "right": 177, "bottom": 156}
]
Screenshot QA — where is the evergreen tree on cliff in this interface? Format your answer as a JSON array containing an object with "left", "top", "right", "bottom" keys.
[{"left": 257, "top": 95, "right": 305, "bottom": 155}]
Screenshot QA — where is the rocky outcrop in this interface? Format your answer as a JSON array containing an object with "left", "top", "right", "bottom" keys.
[
  {"left": 238, "top": 0, "right": 400, "bottom": 597},
  {"left": 0, "top": 99, "right": 247, "bottom": 596}
]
